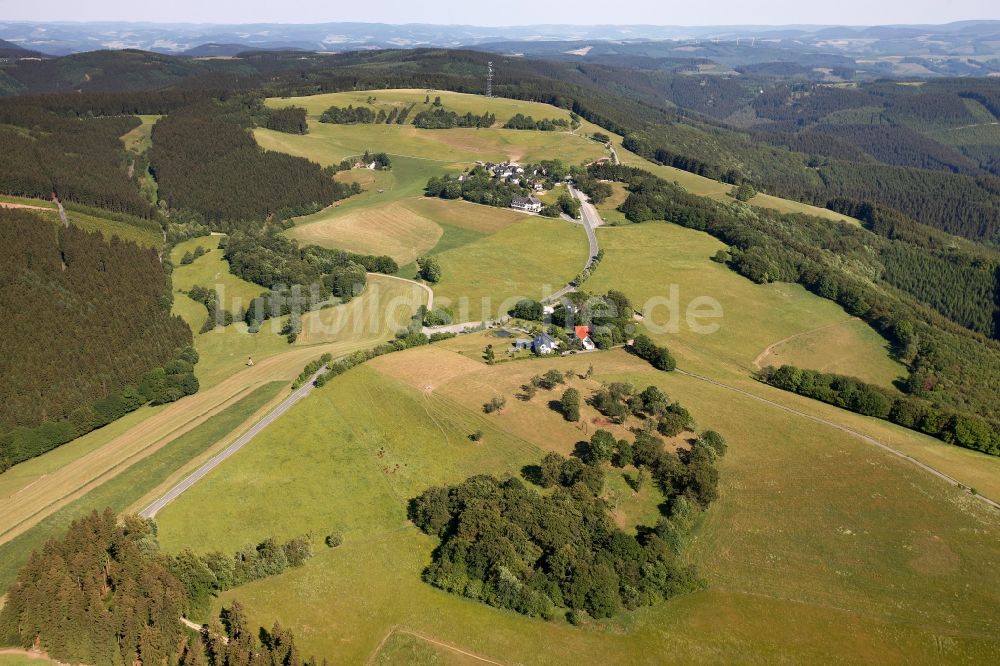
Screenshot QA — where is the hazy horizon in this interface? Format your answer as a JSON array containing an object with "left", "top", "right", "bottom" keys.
[{"left": 3, "top": 0, "right": 998, "bottom": 28}]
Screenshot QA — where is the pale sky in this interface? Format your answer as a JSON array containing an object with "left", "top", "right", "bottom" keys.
[{"left": 2, "top": 0, "right": 998, "bottom": 26}]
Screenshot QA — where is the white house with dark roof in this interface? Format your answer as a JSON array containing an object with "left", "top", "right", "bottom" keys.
[
  {"left": 531, "top": 333, "right": 560, "bottom": 355},
  {"left": 511, "top": 196, "right": 543, "bottom": 213}
]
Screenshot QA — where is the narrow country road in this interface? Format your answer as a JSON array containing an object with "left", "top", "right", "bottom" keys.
[
  {"left": 545, "top": 183, "right": 601, "bottom": 303},
  {"left": 139, "top": 369, "right": 326, "bottom": 518},
  {"left": 375, "top": 272, "right": 434, "bottom": 311},
  {"left": 568, "top": 181, "right": 601, "bottom": 258},
  {"left": 676, "top": 368, "right": 1000, "bottom": 512}
]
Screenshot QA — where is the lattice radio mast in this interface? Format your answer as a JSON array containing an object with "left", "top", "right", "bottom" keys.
[{"left": 487, "top": 61, "right": 494, "bottom": 98}]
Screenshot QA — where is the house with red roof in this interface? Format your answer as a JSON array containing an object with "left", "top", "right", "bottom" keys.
[{"left": 573, "top": 325, "right": 596, "bottom": 350}]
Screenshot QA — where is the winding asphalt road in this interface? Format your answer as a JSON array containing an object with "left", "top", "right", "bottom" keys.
[{"left": 138, "top": 368, "right": 326, "bottom": 518}]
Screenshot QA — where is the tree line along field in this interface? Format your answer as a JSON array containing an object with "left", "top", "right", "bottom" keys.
[
  {"left": 169, "top": 238, "right": 428, "bottom": 388},
  {"left": 269, "top": 89, "right": 580, "bottom": 125},
  {"left": 0, "top": 381, "right": 285, "bottom": 590}
]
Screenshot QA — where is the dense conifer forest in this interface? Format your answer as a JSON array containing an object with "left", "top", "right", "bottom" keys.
[
  {"left": 149, "top": 102, "right": 350, "bottom": 226},
  {"left": 0, "top": 101, "right": 156, "bottom": 217},
  {"left": 0, "top": 509, "right": 316, "bottom": 666},
  {"left": 0, "top": 209, "right": 194, "bottom": 470}
]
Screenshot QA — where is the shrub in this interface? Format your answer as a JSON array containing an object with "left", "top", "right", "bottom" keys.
[{"left": 483, "top": 396, "right": 507, "bottom": 414}]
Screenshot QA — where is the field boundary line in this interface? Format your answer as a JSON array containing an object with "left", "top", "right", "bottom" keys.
[
  {"left": 366, "top": 625, "right": 508, "bottom": 666},
  {"left": 0, "top": 385, "right": 255, "bottom": 546},
  {"left": 677, "top": 368, "right": 1000, "bottom": 511},
  {"left": 751, "top": 318, "right": 862, "bottom": 370}
]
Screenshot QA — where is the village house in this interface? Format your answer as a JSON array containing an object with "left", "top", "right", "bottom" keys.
[
  {"left": 531, "top": 333, "right": 560, "bottom": 355},
  {"left": 511, "top": 196, "right": 543, "bottom": 213},
  {"left": 573, "top": 325, "right": 596, "bottom": 351}
]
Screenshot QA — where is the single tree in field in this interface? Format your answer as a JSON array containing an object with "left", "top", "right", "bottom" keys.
[
  {"left": 484, "top": 345, "right": 495, "bottom": 363},
  {"left": 561, "top": 388, "right": 581, "bottom": 422},
  {"left": 417, "top": 255, "right": 442, "bottom": 283},
  {"left": 733, "top": 183, "right": 757, "bottom": 202}
]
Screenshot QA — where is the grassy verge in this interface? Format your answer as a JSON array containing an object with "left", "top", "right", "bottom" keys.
[{"left": 0, "top": 382, "right": 284, "bottom": 590}]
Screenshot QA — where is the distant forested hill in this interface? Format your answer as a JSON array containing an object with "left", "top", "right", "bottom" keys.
[
  {"left": 0, "top": 210, "right": 193, "bottom": 469},
  {"left": 1, "top": 48, "right": 998, "bottom": 244}
]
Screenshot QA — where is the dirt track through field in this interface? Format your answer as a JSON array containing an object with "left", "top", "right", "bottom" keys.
[
  {"left": 367, "top": 626, "right": 506, "bottom": 665},
  {"left": 677, "top": 368, "right": 1000, "bottom": 511},
  {"left": 751, "top": 318, "right": 861, "bottom": 370},
  {"left": 0, "top": 648, "right": 57, "bottom": 663}
]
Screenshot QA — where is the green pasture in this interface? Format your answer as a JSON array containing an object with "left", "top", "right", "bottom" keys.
[
  {"left": 150, "top": 351, "right": 1000, "bottom": 663},
  {"left": 0, "top": 383, "right": 283, "bottom": 591},
  {"left": 432, "top": 216, "right": 589, "bottom": 322}
]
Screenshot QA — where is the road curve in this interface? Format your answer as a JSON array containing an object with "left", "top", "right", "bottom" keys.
[
  {"left": 676, "top": 368, "right": 1000, "bottom": 512},
  {"left": 139, "top": 369, "right": 326, "bottom": 519},
  {"left": 374, "top": 272, "right": 433, "bottom": 312}
]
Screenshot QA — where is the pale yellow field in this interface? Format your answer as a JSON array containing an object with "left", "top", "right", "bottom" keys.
[
  {"left": 407, "top": 197, "right": 528, "bottom": 234},
  {"left": 266, "top": 89, "right": 576, "bottom": 124},
  {"left": 295, "top": 274, "right": 428, "bottom": 345},
  {"left": 289, "top": 196, "right": 527, "bottom": 264},
  {"left": 290, "top": 200, "right": 443, "bottom": 264},
  {"left": 257, "top": 122, "right": 605, "bottom": 168}
]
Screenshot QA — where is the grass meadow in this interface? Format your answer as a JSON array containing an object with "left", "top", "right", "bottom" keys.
[
  {"left": 432, "top": 216, "right": 589, "bottom": 321},
  {"left": 119, "top": 114, "right": 159, "bottom": 154},
  {"left": 170, "top": 236, "right": 266, "bottom": 313},
  {"left": 0, "top": 382, "right": 283, "bottom": 590},
  {"left": 755, "top": 316, "right": 907, "bottom": 386},
  {"left": 152, "top": 348, "right": 1000, "bottom": 663}
]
